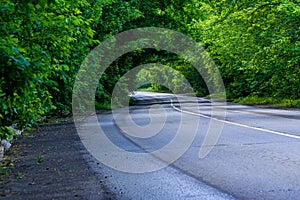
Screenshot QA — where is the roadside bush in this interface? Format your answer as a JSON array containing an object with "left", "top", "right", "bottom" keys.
[{"left": 0, "top": 0, "right": 102, "bottom": 138}]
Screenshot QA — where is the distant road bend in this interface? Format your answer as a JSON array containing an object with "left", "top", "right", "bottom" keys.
[{"left": 86, "top": 92, "right": 300, "bottom": 200}]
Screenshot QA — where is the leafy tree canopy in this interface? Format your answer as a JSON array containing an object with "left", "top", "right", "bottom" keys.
[{"left": 1, "top": 0, "right": 299, "bottom": 139}]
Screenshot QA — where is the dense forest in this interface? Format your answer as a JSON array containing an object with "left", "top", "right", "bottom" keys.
[{"left": 1, "top": 0, "right": 299, "bottom": 139}]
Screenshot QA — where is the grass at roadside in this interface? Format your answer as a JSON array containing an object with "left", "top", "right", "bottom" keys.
[
  {"left": 234, "top": 96, "right": 300, "bottom": 109},
  {"left": 0, "top": 149, "right": 18, "bottom": 185},
  {"left": 95, "top": 101, "right": 111, "bottom": 110},
  {"left": 0, "top": 163, "right": 10, "bottom": 184},
  {"left": 205, "top": 93, "right": 227, "bottom": 101},
  {"left": 136, "top": 87, "right": 172, "bottom": 93}
]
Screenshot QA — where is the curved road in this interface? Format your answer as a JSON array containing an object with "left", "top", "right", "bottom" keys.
[{"left": 83, "top": 92, "right": 300, "bottom": 199}]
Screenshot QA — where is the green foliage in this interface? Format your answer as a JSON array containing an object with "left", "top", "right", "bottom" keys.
[
  {"left": 0, "top": 0, "right": 107, "bottom": 138},
  {"left": 1, "top": 1, "right": 54, "bottom": 130},
  {"left": 235, "top": 96, "right": 300, "bottom": 108},
  {"left": 194, "top": 0, "right": 300, "bottom": 100},
  {"left": 1, "top": 0, "right": 299, "bottom": 141},
  {"left": 135, "top": 60, "right": 207, "bottom": 95},
  {"left": 36, "top": 155, "right": 44, "bottom": 164},
  {"left": 0, "top": 126, "right": 17, "bottom": 140}
]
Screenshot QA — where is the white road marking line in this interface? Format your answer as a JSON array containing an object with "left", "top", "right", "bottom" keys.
[{"left": 171, "top": 100, "right": 300, "bottom": 140}]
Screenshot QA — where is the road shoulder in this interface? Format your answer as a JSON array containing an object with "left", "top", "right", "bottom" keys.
[{"left": 0, "top": 122, "right": 113, "bottom": 199}]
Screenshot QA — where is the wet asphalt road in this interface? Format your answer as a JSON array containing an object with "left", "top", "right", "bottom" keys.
[{"left": 82, "top": 92, "right": 300, "bottom": 199}]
